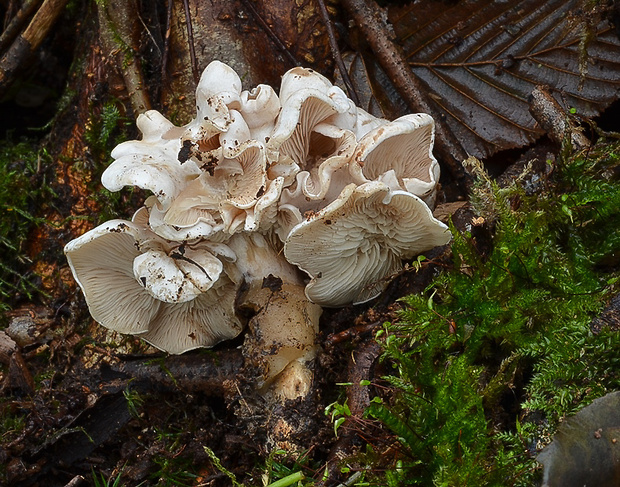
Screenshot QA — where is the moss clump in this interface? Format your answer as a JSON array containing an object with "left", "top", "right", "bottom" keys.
[
  {"left": 368, "top": 140, "right": 620, "bottom": 486},
  {"left": 0, "top": 139, "right": 55, "bottom": 309},
  {"left": 82, "top": 99, "right": 144, "bottom": 223}
]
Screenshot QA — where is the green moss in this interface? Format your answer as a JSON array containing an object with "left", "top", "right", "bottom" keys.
[
  {"left": 368, "top": 140, "right": 620, "bottom": 485},
  {"left": 0, "top": 139, "right": 55, "bottom": 309},
  {"left": 82, "top": 99, "right": 145, "bottom": 223},
  {"left": 84, "top": 100, "right": 125, "bottom": 162}
]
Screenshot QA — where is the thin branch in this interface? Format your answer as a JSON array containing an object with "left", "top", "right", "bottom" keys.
[
  {"left": 97, "top": 0, "right": 151, "bottom": 115},
  {"left": 341, "top": 0, "right": 471, "bottom": 190},
  {"left": 529, "top": 84, "right": 590, "bottom": 150},
  {"left": 161, "top": 0, "right": 174, "bottom": 91},
  {"left": 316, "top": 0, "right": 360, "bottom": 106},
  {"left": 182, "top": 0, "right": 199, "bottom": 85},
  {"left": 103, "top": 350, "right": 244, "bottom": 395}
]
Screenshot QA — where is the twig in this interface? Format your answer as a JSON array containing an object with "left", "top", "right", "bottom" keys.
[
  {"left": 182, "top": 0, "right": 199, "bottom": 85},
  {"left": 0, "top": 0, "right": 68, "bottom": 100},
  {"left": 319, "top": 340, "right": 382, "bottom": 485},
  {"left": 529, "top": 85, "right": 590, "bottom": 150},
  {"left": 161, "top": 0, "right": 174, "bottom": 90},
  {"left": 341, "top": 0, "right": 471, "bottom": 190},
  {"left": 316, "top": 0, "right": 360, "bottom": 106},
  {"left": 325, "top": 321, "right": 380, "bottom": 347},
  {"left": 63, "top": 475, "right": 85, "bottom": 487},
  {"left": 102, "top": 350, "right": 244, "bottom": 396},
  {"left": 240, "top": 0, "right": 299, "bottom": 67}
]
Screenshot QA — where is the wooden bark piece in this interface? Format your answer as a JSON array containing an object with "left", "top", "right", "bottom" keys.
[
  {"left": 0, "top": 330, "right": 17, "bottom": 364},
  {"left": 0, "top": 0, "right": 68, "bottom": 99},
  {"left": 97, "top": 0, "right": 151, "bottom": 115}
]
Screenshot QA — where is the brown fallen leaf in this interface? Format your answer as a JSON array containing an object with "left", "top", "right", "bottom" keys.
[{"left": 389, "top": 0, "right": 620, "bottom": 158}]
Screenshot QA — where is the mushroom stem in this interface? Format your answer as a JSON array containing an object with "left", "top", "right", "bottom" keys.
[
  {"left": 244, "top": 280, "right": 322, "bottom": 400},
  {"left": 227, "top": 233, "right": 322, "bottom": 402}
]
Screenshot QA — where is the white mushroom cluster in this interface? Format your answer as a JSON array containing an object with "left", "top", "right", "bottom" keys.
[{"left": 65, "top": 61, "right": 450, "bottom": 398}]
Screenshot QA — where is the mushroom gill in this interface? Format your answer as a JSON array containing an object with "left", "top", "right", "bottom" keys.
[{"left": 284, "top": 181, "right": 451, "bottom": 306}]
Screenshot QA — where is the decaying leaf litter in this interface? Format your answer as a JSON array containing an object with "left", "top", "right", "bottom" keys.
[{"left": 1, "top": 0, "right": 620, "bottom": 485}]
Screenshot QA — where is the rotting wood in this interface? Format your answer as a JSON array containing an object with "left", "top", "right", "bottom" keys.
[
  {"left": 99, "top": 350, "right": 245, "bottom": 396},
  {"left": 7, "top": 349, "right": 35, "bottom": 396},
  {"left": 529, "top": 85, "right": 590, "bottom": 151},
  {"left": 63, "top": 475, "right": 85, "bottom": 487},
  {"left": 0, "top": 330, "right": 35, "bottom": 396},
  {"left": 0, "top": 330, "right": 17, "bottom": 365}
]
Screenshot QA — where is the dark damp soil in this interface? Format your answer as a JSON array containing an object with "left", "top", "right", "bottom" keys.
[{"left": 0, "top": 275, "right": 426, "bottom": 487}]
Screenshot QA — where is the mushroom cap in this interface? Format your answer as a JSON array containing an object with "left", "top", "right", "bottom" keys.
[
  {"left": 267, "top": 67, "right": 351, "bottom": 175},
  {"left": 243, "top": 176, "right": 284, "bottom": 233},
  {"left": 103, "top": 146, "right": 202, "bottom": 210},
  {"left": 136, "top": 110, "right": 185, "bottom": 142},
  {"left": 349, "top": 113, "right": 440, "bottom": 205},
  {"left": 148, "top": 137, "right": 271, "bottom": 240},
  {"left": 350, "top": 106, "right": 388, "bottom": 139},
  {"left": 280, "top": 123, "right": 356, "bottom": 199},
  {"left": 326, "top": 99, "right": 387, "bottom": 140},
  {"left": 140, "top": 275, "right": 242, "bottom": 354},
  {"left": 275, "top": 123, "right": 358, "bottom": 240},
  {"left": 132, "top": 246, "right": 223, "bottom": 303},
  {"left": 283, "top": 181, "right": 451, "bottom": 306},
  {"left": 64, "top": 219, "right": 167, "bottom": 335},
  {"left": 176, "top": 61, "right": 244, "bottom": 149},
  {"left": 194, "top": 60, "right": 243, "bottom": 130},
  {"left": 239, "top": 84, "right": 281, "bottom": 144},
  {"left": 105, "top": 117, "right": 202, "bottom": 210},
  {"left": 64, "top": 217, "right": 242, "bottom": 352},
  {"left": 218, "top": 109, "right": 252, "bottom": 155},
  {"left": 146, "top": 196, "right": 224, "bottom": 242},
  {"left": 196, "top": 60, "right": 243, "bottom": 108}
]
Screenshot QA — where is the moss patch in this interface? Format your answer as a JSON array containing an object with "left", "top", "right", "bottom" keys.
[
  {"left": 367, "top": 139, "right": 620, "bottom": 485},
  {"left": 0, "top": 139, "right": 56, "bottom": 309}
]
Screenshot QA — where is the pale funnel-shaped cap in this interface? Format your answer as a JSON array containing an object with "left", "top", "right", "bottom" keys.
[{"left": 284, "top": 181, "right": 451, "bottom": 307}]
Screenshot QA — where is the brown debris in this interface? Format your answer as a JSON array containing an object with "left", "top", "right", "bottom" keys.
[
  {"left": 0, "top": 331, "right": 35, "bottom": 396},
  {"left": 590, "top": 293, "right": 620, "bottom": 333},
  {"left": 0, "top": 331, "right": 17, "bottom": 365}
]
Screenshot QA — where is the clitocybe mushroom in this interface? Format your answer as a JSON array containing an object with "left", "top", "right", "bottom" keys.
[
  {"left": 349, "top": 113, "right": 441, "bottom": 206},
  {"left": 64, "top": 61, "right": 451, "bottom": 413},
  {"left": 64, "top": 210, "right": 242, "bottom": 354},
  {"left": 284, "top": 181, "right": 451, "bottom": 307}
]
